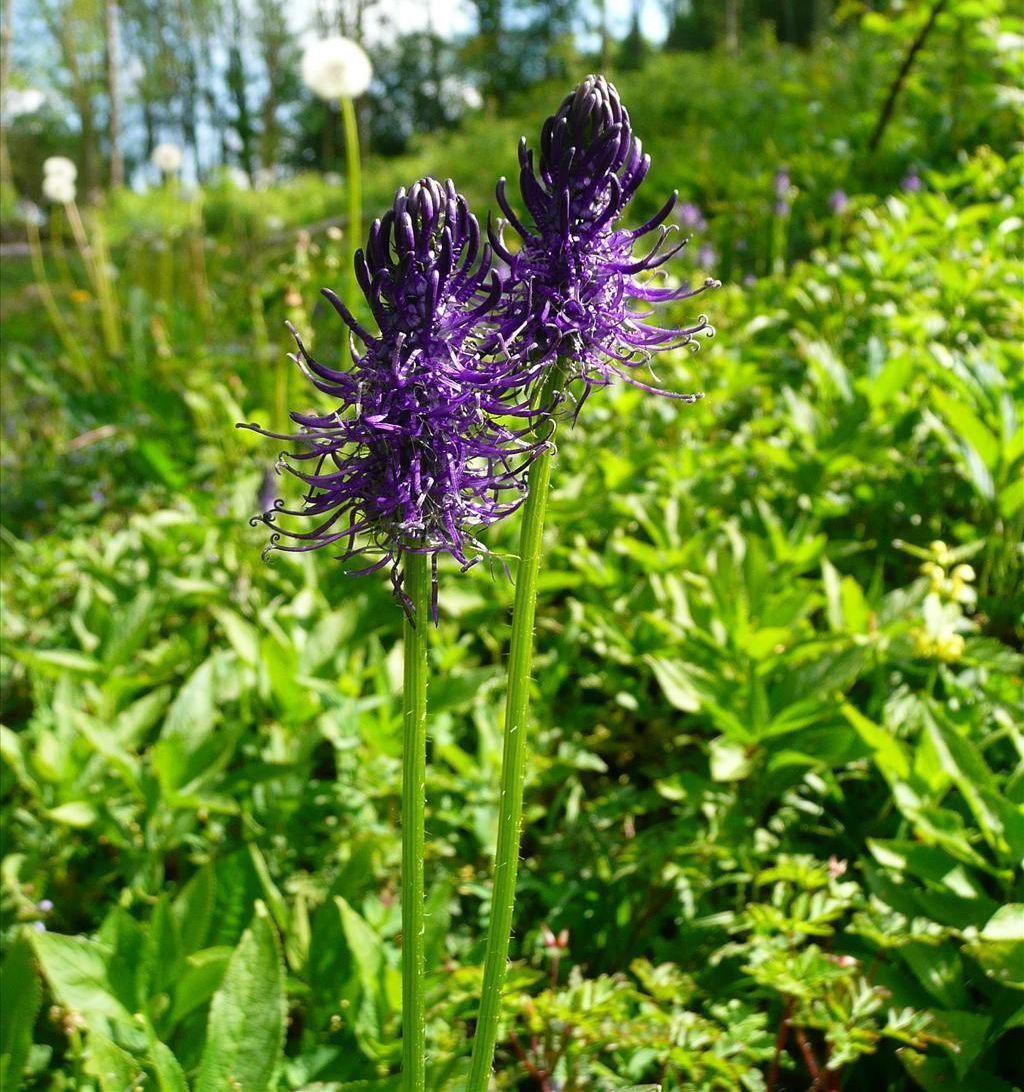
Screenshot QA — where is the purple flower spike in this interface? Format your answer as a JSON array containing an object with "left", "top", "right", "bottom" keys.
[
  {"left": 901, "top": 169, "right": 922, "bottom": 193},
  {"left": 829, "top": 189, "right": 849, "bottom": 214},
  {"left": 492, "top": 74, "right": 716, "bottom": 408},
  {"left": 676, "top": 201, "right": 707, "bottom": 232},
  {"left": 242, "top": 178, "right": 538, "bottom": 617}
]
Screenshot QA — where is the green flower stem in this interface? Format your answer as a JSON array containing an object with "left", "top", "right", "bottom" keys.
[
  {"left": 401, "top": 551, "right": 430, "bottom": 1092},
  {"left": 467, "top": 399, "right": 560, "bottom": 1089},
  {"left": 340, "top": 94, "right": 362, "bottom": 360}
]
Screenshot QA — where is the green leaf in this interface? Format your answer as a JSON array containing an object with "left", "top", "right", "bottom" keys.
[
  {"left": 842, "top": 704, "right": 911, "bottom": 781},
  {"left": 645, "top": 656, "right": 701, "bottom": 713},
  {"left": 709, "top": 737, "right": 753, "bottom": 782},
  {"left": 930, "top": 385, "right": 1000, "bottom": 471},
  {"left": 32, "top": 931, "right": 136, "bottom": 1032},
  {"left": 1, "top": 931, "right": 42, "bottom": 1087},
  {"left": 195, "top": 903, "right": 285, "bottom": 1092},
  {"left": 84, "top": 1032, "right": 144, "bottom": 1091},
  {"left": 169, "top": 947, "right": 232, "bottom": 1025},
  {"left": 147, "top": 1036, "right": 189, "bottom": 1092},
  {"left": 173, "top": 863, "right": 216, "bottom": 956},
  {"left": 931, "top": 1009, "right": 991, "bottom": 1081},
  {"left": 966, "top": 905, "right": 1024, "bottom": 991}
]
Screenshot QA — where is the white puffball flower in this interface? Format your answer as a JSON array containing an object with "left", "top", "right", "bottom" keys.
[
  {"left": 152, "top": 142, "right": 184, "bottom": 174},
  {"left": 43, "top": 173, "right": 76, "bottom": 204},
  {"left": 225, "top": 166, "right": 250, "bottom": 190},
  {"left": 43, "top": 156, "right": 77, "bottom": 182},
  {"left": 4, "top": 88, "right": 46, "bottom": 119},
  {"left": 301, "top": 36, "right": 373, "bottom": 100}
]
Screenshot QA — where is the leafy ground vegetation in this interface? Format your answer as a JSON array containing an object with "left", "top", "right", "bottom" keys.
[{"left": 2, "top": 9, "right": 1023, "bottom": 1091}]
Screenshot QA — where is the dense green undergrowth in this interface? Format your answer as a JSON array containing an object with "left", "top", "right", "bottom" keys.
[{"left": 2, "top": 22, "right": 1023, "bottom": 1092}]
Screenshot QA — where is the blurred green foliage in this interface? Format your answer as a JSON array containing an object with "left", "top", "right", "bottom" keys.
[{"left": 2, "top": 16, "right": 1023, "bottom": 1092}]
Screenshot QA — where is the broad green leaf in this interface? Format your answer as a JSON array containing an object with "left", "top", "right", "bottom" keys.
[
  {"left": 147, "top": 1036, "right": 189, "bottom": 1092},
  {"left": 842, "top": 704, "right": 910, "bottom": 781},
  {"left": 83, "top": 1032, "right": 143, "bottom": 1091},
  {"left": 709, "top": 737, "right": 753, "bottom": 782},
  {"left": 0, "top": 931, "right": 42, "bottom": 1087},
  {"left": 168, "top": 947, "right": 232, "bottom": 1025},
  {"left": 153, "top": 655, "right": 240, "bottom": 799},
  {"left": 195, "top": 903, "right": 285, "bottom": 1092},
  {"left": 32, "top": 931, "right": 135, "bottom": 1034},
  {"left": 645, "top": 656, "right": 701, "bottom": 713},
  {"left": 966, "top": 905, "right": 1024, "bottom": 991},
  {"left": 931, "top": 1009, "right": 991, "bottom": 1081},
  {"left": 929, "top": 385, "right": 1000, "bottom": 471},
  {"left": 173, "top": 864, "right": 216, "bottom": 956}
]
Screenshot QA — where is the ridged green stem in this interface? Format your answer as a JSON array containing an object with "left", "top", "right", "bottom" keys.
[
  {"left": 402, "top": 551, "right": 430, "bottom": 1092},
  {"left": 467, "top": 429, "right": 557, "bottom": 1089}
]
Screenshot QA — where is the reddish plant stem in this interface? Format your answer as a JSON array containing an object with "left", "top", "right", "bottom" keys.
[
  {"left": 508, "top": 1030, "right": 550, "bottom": 1092},
  {"left": 795, "top": 1026, "right": 821, "bottom": 1082},
  {"left": 767, "top": 996, "right": 794, "bottom": 1092}
]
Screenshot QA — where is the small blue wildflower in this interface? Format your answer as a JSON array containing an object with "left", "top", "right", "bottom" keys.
[{"left": 901, "top": 169, "right": 922, "bottom": 193}]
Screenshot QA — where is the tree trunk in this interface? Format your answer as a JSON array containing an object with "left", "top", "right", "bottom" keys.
[
  {"left": 0, "top": 0, "right": 15, "bottom": 195},
  {"left": 105, "top": 0, "right": 124, "bottom": 188}
]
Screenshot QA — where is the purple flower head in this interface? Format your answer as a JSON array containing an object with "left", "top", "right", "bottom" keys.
[
  {"left": 676, "top": 201, "right": 707, "bottom": 232},
  {"left": 829, "top": 189, "right": 849, "bottom": 214},
  {"left": 901, "top": 169, "right": 922, "bottom": 193},
  {"left": 242, "top": 178, "right": 537, "bottom": 617},
  {"left": 491, "top": 74, "right": 716, "bottom": 408},
  {"left": 774, "top": 169, "right": 791, "bottom": 198}
]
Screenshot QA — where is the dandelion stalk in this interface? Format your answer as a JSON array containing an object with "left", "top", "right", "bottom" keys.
[
  {"left": 26, "top": 217, "right": 92, "bottom": 384},
  {"left": 401, "top": 551, "right": 430, "bottom": 1091},
  {"left": 64, "top": 200, "right": 122, "bottom": 357},
  {"left": 339, "top": 93, "right": 361, "bottom": 356}
]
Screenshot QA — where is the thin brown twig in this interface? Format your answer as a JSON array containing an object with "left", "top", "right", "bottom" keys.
[
  {"left": 794, "top": 1026, "right": 821, "bottom": 1082},
  {"left": 767, "top": 996, "right": 794, "bottom": 1092},
  {"left": 868, "top": 0, "right": 949, "bottom": 153},
  {"left": 508, "top": 1029, "right": 550, "bottom": 1091}
]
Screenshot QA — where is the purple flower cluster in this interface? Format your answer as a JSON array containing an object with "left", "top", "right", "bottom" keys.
[
  {"left": 246, "top": 76, "right": 716, "bottom": 610},
  {"left": 243, "top": 179, "right": 536, "bottom": 612},
  {"left": 493, "top": 74, "right": 716, "bottom": 406}
]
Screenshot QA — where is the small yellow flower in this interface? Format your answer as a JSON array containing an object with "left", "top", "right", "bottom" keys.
[
  {"left": 70, "top": 289, "right": 91, "bottom": 303},
  {"left": 912, "top": 628, "right": 935, "bottom": 658},
  {"left": 929, "top": 539, "right": 953, "bottom": 567},
  {"left": 921, "top": 561, "right": 946, "bottom": 593},
  {"left": 936, "top": 633, "right": 966, "bottom": 662}
]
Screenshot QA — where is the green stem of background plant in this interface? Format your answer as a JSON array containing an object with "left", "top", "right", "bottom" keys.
[
  {"left": 401, "top": 551, "right": 430, "bottom": 1092},
  {"left": 340, "top": 94, "right": 362, "bottom": 362},
  {"left": 467, "top": 389, "right": 561, "bottom": 1088}
]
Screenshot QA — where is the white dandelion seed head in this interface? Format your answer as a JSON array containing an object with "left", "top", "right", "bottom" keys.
[
  {"left": 43, "top": 156, "right": 77, "bottom": 182},
  {"left": 301, "top": 36, "right": 373, "bottom": 101},
  {"left": 4, "top": 87, "right": 46, "bottom": 119},
  {"left": 152, "top": 142, "right": 184, "bottom": 173},
  {"left": 42, "top": 173, "right": 76, "bottom": 204}
]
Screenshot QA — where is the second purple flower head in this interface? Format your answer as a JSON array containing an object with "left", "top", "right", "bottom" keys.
[{"left": 492, "top": 74, "right": 717, "bottom": 407}]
